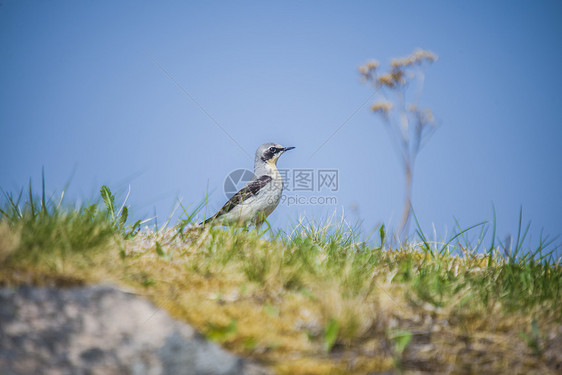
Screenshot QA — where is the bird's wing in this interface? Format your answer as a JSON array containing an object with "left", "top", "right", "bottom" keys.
[{"left": 203, "top": 175, "right": 273, "bottom": 224}]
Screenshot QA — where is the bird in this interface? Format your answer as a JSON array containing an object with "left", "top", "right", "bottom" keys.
[{"left": 201, "top": 142, "right": 295, "bottom": 227}]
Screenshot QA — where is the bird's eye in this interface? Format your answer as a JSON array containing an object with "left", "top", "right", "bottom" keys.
[{"left": 269, "top": 147, "right": 276, "bottom": 153}]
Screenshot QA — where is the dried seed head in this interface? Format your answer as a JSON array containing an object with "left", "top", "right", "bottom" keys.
[
  {"left": 377, "top": 74, "right": 396, "bottom": 88},
  {"left": 366, "top": 60, "right": 379, "bottom": 70},
  {"left": 371, "top": 101, "right": 394, "bottom": 114}
]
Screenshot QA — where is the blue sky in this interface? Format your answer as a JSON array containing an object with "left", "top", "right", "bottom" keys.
[{"left": 1, "top": 1, "right": 561, "bottom": 253}]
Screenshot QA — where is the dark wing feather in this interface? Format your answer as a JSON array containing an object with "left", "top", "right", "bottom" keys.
[{"left": 203, "top": 175, "right": 273, "bottom": 224}]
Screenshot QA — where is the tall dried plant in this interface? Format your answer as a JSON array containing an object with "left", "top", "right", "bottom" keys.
[{"left": 360, "top": 49, "right": 438, "bottom": 239}]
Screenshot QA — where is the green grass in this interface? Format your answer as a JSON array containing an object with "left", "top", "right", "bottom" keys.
[
  {"left": 0, "top": 183, "right": 113, "bottom": 266},
  {"left": 1, "top": 182, "right": 561, "bottom": 374}
]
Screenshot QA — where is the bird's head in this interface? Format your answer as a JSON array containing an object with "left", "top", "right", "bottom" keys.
[{"left": 254, "top": 142, "right": 295, "bottom": 171}]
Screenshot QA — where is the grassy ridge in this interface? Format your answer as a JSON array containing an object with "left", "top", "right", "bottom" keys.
[{"left": 1, "top": 185, "right": 561, "bottom": 374}]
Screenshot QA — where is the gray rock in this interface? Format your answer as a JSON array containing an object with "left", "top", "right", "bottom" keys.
[{"left": 0, "top": 285, "right": 269, "bottom": 375}]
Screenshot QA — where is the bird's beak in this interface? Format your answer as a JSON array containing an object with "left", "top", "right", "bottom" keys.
[{"left": 283, "top": 146, "right": 295, "bottom": 151}]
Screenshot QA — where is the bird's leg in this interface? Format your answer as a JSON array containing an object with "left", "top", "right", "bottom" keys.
[
  {"left": 254, "top": 212, "right": 268, "bottom": 231},
  {"left": 255, "top": 213, "right": 273, "bottom": 236}
]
